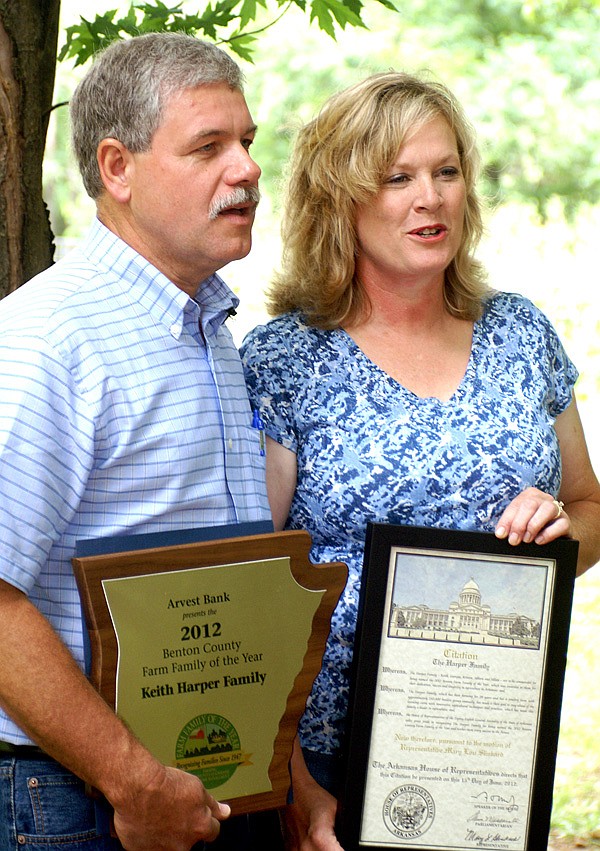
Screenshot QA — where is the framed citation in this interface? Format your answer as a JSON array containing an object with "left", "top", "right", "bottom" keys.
[
  {"left": 73, "top": 527, "right": 347, "bottom": 815},
  {"left": 338, "top": 523, "right": 578, "bottom": 851}
]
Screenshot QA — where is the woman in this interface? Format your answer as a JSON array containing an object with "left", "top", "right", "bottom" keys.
[{"left": 240, "top": 72, "right": 600, "bottom": 850}]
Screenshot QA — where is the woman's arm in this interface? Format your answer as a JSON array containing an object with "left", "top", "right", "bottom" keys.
[
  {"left": 495, "top": 396, "right": 600, "bottom": 575},
  {"left": 265, "top": 440, "right": 346, "bottom": 848},
  {"left": 555, "top": 396, "right": 600, "bottom": 573},
  {"left": 265, "top": 435, "right": 298, "bottom": 531}
]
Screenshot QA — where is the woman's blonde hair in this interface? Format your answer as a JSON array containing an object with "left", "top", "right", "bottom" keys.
[{"left": 267, "top": 71, "right": 490, "bottom": 328}]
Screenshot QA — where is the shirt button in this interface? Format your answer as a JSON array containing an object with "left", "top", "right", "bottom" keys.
[{"left": 228, "top": 438, "right": 233, "bottom": 451}]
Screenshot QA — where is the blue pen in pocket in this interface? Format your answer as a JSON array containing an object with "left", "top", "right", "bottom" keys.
[{"left": 252, "top": 409, "right": 266, "bottom": 456}]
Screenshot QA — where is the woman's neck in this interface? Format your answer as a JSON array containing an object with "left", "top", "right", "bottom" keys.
[
  {"left": 348, "top": 273, "right": 449, "bottom": 336},
  {"left": 343, "top": 280, "right": 474, "bottom": 402}
]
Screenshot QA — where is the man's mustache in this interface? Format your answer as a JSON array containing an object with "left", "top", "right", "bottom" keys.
[{"left": 208, "top": 187, "right": 261, "bottom": 220}]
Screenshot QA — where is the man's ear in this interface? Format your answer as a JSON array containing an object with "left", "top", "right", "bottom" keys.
[{"left": 97, "top": 138, "right": 134, "bottom": 203}]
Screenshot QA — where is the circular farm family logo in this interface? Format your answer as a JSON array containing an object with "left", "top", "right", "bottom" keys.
[
  {"left": 382, "top": 784, "right": 436, "bottom": 839},
  {"left": 175, "top": 713, "right": 245, "bottom": 789}
]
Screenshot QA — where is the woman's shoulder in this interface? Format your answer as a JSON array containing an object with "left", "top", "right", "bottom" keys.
[
  {"left": 479, "top": 290, "right": 573, "bottom": 379},
  {"left": 240, "top": 312, "right": 343, "bottom": 415},
  {"left": 243, "top": 310, "right": 309, "bottom": 338},
  {"left": 480, "top": 290, "right": 555, "bottom": 334},
  {"left": 240, "top": 311, "right": 332, "bottom": 362}
]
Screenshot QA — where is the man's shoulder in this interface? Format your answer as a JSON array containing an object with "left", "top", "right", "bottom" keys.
[
  {"left": 1, "top": 256, "right": 85, "bottom": 325},
  {"left": 0, "top": 252, "right": 124, "bottom": 362}
]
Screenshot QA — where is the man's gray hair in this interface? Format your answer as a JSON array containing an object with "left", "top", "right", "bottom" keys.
[{"left": 70, "top": 32, "right": 244, "bottom": 199}]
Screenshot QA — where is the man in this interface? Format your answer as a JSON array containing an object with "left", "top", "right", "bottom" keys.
[{"left": 0, "top": 32, "right": 273, "bottom": 850}]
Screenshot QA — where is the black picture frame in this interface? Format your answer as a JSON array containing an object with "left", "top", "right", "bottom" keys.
[{"left": 338, "top": 522, "right": 578, "bottom": 851}]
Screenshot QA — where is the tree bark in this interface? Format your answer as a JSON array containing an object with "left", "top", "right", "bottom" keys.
[{"left": 0, "top": 0, "right": 60, "bottom": 298}]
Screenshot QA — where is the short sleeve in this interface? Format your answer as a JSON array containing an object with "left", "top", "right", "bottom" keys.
[
  {"left": 240, "top": 317, "right": 300, "bottom": 453},
  {"left": 0, "top": 333, "right": 95, "bottom": 590},
  {"left": 541, "top": 315, "right": 578, "bottom": 418}
]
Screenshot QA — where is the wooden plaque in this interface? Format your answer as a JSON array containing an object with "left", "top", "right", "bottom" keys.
[{"left": 72, "top": 529, "right": 347, "bottom": 815}]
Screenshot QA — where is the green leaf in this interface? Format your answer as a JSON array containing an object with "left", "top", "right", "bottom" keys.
[
  {"left": 238, "top": 0, "right": 259, "bottom": 28},
  {"left": 193, "top": 0, "right": 241, "bottom": 39},
  {"left": 309, "top": 0, "right": 366, "bottom": 36},
  {"left": 335, "top": 0, "right": 363, "bottom": 16},
  {"left": 58, "top": 12, "right": 130, "bottom": 65},
  {"left": 222, "top": 31, "right": 259, "bottom": 61}
]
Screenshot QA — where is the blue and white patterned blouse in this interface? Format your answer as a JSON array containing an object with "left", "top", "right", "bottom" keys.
[{"left": 240, "top": 292, "right": 578, "bottom": 754}]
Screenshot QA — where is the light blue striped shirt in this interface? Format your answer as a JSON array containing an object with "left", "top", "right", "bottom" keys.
[{"left": 0, "top": 219, "right": 270, "bottom": 744}]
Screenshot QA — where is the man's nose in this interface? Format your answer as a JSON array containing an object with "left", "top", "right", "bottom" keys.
[{"left": 225, "top": 146, "right": 261, "bottom": 185}]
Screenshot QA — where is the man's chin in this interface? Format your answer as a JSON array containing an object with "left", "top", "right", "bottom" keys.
[{"left": 227, "top": 237, "right": 253, "bottom": 263}]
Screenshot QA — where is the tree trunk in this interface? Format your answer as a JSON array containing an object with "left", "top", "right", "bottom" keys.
[{"left": 0, "top": 0, "right": 60, "bottom": 298}]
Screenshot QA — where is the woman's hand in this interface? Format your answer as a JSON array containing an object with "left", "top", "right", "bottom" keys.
[
  {"left": 282, "top": 738, "right": 344, "bottom": 851},
  {"left": 494, "top": 487, "right": 570, "bottom": 547},
  {"left": 282, "top": 789, "right": 342, "bottom": 851}
]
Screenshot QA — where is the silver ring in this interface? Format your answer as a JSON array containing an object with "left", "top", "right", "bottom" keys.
[{"left": 552, "top": 499, "right": 565, "bottom": 519}]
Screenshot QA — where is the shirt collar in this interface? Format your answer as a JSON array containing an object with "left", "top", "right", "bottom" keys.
[{"left": 82, "top": 219, "right": 240, "bottom": 340}]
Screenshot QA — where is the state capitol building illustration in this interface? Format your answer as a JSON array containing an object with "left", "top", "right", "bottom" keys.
[{"left": 389, "top": 577, "right": 540, "bottom": 645}]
